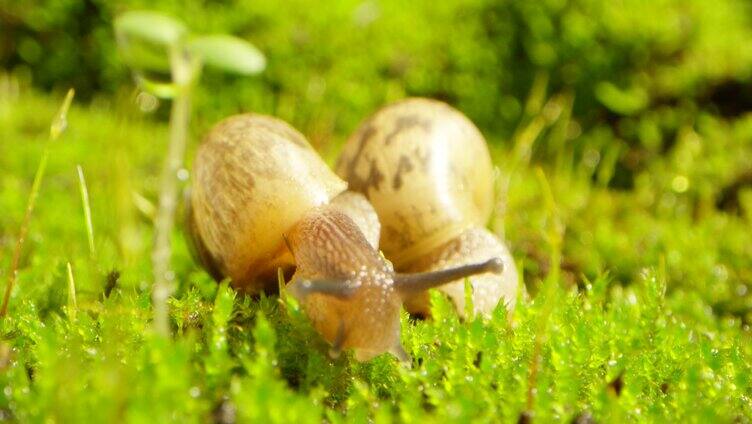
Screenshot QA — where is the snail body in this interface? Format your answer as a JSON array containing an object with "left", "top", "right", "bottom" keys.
[
  {"left": 336, "top": 98, "right": 519, "bottom": 317},
  {"left": 187, "top": 113, "right": 503, "bottom": 360}
]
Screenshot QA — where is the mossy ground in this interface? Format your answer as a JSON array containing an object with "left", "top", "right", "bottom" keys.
[
  {"left": 2, "top": 0, "right": 752, "bottom": 421},
  {"left": 0, "top": 83, "right": 750, "bottom": 422}
]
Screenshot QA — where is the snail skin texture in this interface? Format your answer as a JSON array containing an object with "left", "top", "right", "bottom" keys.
[
  {"left": 336, "top": 98, "right": 519, "bottom": 317},
  {"left": 187, "top": 113, "right": 504, "bottom": 360}
]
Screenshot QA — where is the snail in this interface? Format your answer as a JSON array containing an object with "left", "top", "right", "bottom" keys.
[
  {"left": 335, "top": 98, "right": 519, "bottom": 317},
  {"left": 185, "top": 113, "right": 504, "bottom": 361}
]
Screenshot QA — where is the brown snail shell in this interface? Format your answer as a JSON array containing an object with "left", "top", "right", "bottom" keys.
[
  {"left": 187, "top": 113, "right": 504, "bottom": 360},
  {"left": 336, "top": 98, "right": 519, "bottom": 317}
]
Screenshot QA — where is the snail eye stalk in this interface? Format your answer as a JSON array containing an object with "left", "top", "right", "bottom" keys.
[
  {"left": 393, "top": 258, "right": 503, "bottom": 296},
  {"left": 289, "top": 278, "right": 359, "bottom": 299}
]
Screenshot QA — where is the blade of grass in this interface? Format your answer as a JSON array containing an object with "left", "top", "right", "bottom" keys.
[
  {"left": 76, "top": 165, "right": 96, "bottom": 257},
  {"left": 492, "top": 81, "right": 563, "bottom": 235},
  {"left": 548, "top": 92, "right": 574, "bottom": 174},
  {"left": 66, "top": 262, "right": 78, "bottom": 321},
  {"left": 526, "top": 167, "right": 564, "bottom": 413},
  {"left": 0, "top": 88, "right": 75, "bottom": 317}
]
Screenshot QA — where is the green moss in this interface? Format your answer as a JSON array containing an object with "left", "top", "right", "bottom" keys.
[
  {"left": 1, "top": 81, "right": 750, "bottom": 421},
  {"left": 1, "top": 0, "right": 752, "bottom": 420}
]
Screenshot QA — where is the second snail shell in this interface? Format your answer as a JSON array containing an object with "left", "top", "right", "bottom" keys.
[{"left": 336, "top": 98, "right": 519, "bottom": 316}]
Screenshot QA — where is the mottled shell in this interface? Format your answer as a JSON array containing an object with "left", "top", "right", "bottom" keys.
[
  {"left": 190, "top": 114, "right": 347, "bottom": 291},
  {"left": 336, "top": 98, "right": 494, "bottom": 267}
]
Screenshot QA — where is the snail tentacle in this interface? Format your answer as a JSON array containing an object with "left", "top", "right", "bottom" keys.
[
  {"left": 393, "top": 258, "right": 504, "bottom": 296},
  {"left": 288, "top": 278, "right": 359, "bottom": 299}
]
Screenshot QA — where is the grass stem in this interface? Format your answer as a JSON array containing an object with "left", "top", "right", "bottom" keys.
[
  {"left": 66, "top": 262, "right": 77, "bottom": 321},
  {"left": 76, "top": 165, "right": 96, "bottom": 257},
  {"left": 526, "top": 167, "right": 564, "bottom": 412},
  {"left": 0, "top": 89, "right": 74, "bottom": 317}
]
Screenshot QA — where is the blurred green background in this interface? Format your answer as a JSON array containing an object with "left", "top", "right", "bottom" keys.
[
  {"left": 4, "top": 0, "right": 751, "bottom": 309},
  {"left": 5, "top": 0, "right": 752, "bottom": 140},
  {"left": 1, "top": 0, "right": 751, "bottom": 421}
]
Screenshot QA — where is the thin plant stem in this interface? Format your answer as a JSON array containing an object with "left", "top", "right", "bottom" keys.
[
  {"left": 66, "top": 262, "right": 77, "bottom": 321},
  {"left": 526, "top": 167, "right": 564, "bottom": 412},
  {"left": 151, "top": 46, "right": 196, "bottom": 337},
  {"left": 0, "top": 89, "right": 75, "bottom": 317},
  {"left": 77, "top": 165, "right": 96, "bottom": 257},
  {"left": 492, "top": 74, "right": 563, "bottom": 236}
]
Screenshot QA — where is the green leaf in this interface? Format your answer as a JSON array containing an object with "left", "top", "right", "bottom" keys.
[
  {"left": 134, "top": 74, "right": 178, "bottom": 99},
  {"left": 188, "top": 35, "right": 266, "bottom": 75},
  {"left": 50, "top": 88, "right": 75, "bottom": 140},
  {"left": 594, "top": 81, "right": 648, "bottom": 116},
  {"left": 114, "top": 11, "right": 187, "bottom": 47},
  {"left": 118, "top": 41, "right": 172, "bottom": 73},
  {"left": 212, "top": 281, "right": 236, "bottom": 329}
]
